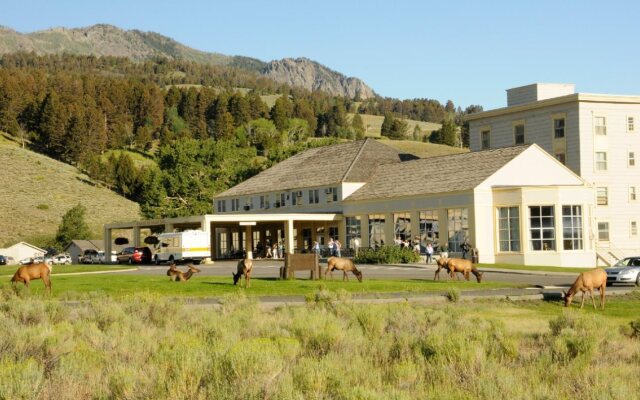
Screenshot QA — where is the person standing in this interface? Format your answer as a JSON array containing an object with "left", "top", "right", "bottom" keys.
[
  {"left": 328, "top": 238, "right": 335, "bottom": 257},
  {"left": 353, "top": 237, "right": 361, "bottom": 256},
  {"left": 461, "top": 240, "right": 470, "bottom": 260},
  {"left": 335, "top": 239, "right": 342, "bottom": 257},
  {"left": 313, "top": 241, "right": 320, "bottom": 254},
  {"left": 426, "top": 243, "right": 434, "bottom": 264}
]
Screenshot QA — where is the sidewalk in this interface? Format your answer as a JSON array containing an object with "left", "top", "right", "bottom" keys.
[{"left": 383, "top": 261, "right": 581, "bottom": 276}]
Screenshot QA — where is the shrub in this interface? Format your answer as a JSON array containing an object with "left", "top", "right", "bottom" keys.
[
  {"left": 446, "top": 287, "right": 460, "bottom": 303},
  {"left": 354, "top": 245, "right": 421, "bottom": 264},
  {"left": 36, "top": 204, "right": 49, "bottom": 210}
]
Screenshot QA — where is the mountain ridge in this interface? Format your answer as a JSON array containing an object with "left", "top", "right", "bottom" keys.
[{"left": 0, "top": 24, "right": 375, "bottom": 98}]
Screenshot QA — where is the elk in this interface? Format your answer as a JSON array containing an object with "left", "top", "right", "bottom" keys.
[
  {"left": 563, "top": 268, "right": 607, "bottom": 310},
  {"left": 11, "top": 262, "right": 52, "bottom": 294},
  {"left": 166, "top": 264, "right": 201, "bottom": 282},
  {"left": 434, "top": 256, "right": 451, "bottom": 280},
  {"left": 233, "top": 258, "right": 253, "bottom": 288},
  {"left": 446, "top": 258, "right": 483, "bottom": 283},
  {"left": 325, "top": 257, "right": 363, "bottom": 282}
]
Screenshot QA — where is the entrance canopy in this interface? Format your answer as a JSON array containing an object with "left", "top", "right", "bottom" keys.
[{"left": 104, "top": 213, "right": 342, "bottom": 261}]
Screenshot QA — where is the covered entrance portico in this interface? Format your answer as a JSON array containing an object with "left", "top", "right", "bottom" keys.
[{"left": 104, "top": 213, "right": 342, "bottom": 262}]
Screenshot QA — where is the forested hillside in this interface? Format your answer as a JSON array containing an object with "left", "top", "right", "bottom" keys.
[{"left": 0, "top": 53, "right": 480, "bottom": 223}]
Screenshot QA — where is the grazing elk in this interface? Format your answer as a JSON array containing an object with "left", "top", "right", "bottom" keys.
[
  {"left": 166, "top": 264, "right": 201, "bottom": 282},
  {"left": 563, "top": 268, "right": 607, "bottom": 310},
  {"left": 434, "top": 257, "right": 451, "bottom": 280},
  {"left": 325, "top": 257, "right": 363, "bottom": 282},
  {"left": 446, "top": 258, "right": 483, "bottom": 283},
  {"left": 11, "top": 262, "right": 52, "bottom": 294},
  {"left": 233, "top": 258, "right": 253, "bottom": 288}
]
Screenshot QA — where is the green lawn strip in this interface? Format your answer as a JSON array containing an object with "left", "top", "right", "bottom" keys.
[
  {"left": 0, "top": 264, "right": 133, "bottom": 276},
  {"left": 478, "top": 263, "right": 593, "bottom": 274},
  {"left": 9, "top": 274, "right": 520, "bottom": 298}
]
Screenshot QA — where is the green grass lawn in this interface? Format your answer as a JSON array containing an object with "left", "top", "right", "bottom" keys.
[
  {"left": 2, "top": 274, "right": 520, "bottom": 299},
  {"left": 0, "top": 264, "right": 133, "bottom": 276}
]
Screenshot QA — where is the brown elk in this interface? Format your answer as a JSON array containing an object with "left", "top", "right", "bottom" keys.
[
  {"left": 434, "top": 256, "right": 451, "bottom": 280},
  {"left": 11, "top": 262, "right": 52, "bottom": 294},
  {"left": 325, "top": 257, "right": 363, "bottom": 282},
  {"left": 166, "top": 264, "right": 201, "bottom": 282},
  {"left": 563, "top": 268, "right": 607, "bottom": 309},
  {"left": 446, "top": 258, "right": 483, "bottom": 283},
  {"left": 233, "top": 258, "right": 253, "bottom": 288}
]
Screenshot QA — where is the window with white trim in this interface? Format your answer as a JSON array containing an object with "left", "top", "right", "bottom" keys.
[
  {"left": 630, "top": 187, "right": 637, "bottom": 201},
  {"left": 514, "top": 124, "right": 525, "bottom": 145},
  {"left": 308, "top": 189, "right": 319, "bottom": 204},
  {"left": 595, "top": 152, "right": 607, "bottom": 171},
  {"left": 394, "top": 212, "right": 412, "bottom": 241},
  {"left": 280, "top": 193, "right": 286, "bottom": 207},
  {"left": 447, "top": 208, "right": 469, "bottom": 252},
  {"left": 631, "top": 221, "right": 638, "bottom": 237},
  {"left": 597, "top": 222, "right": 610, "bottom": 241},
  {"left": 345, "top": 216, "right": 361, "bottom": 250},
  {"left": 259, "top": 195, "right": 266, "bottom": 209},
  {"left": 629, "top": 152, "right": 635, "bottom": 167},
  {"left": 231, "top": 198, "right": 240, "bottom": 212},
  {"left": 419, "top": 210, "right": 439, "bottom": 244},
  {"left": 368, "top": 214, "right": 386, "bottom": 249},
  {"left": 554, "top": 118, "right": 565, "bottom": 138},
  {"left": 217, "top": 200, "right": 226, "bottom": 213},
  {"left": 628, "top": 116, "right": 635, "bottom": 133},
  {"left": 529, "top": 206, "right": 555, "bottom": 251},
  {"left": 594, "top": 116, "right": 607, "bottom": 135},
  {"left": 562, "top": 205, "right": 583, "bottom": 250},
  {"left": 481, "top": 130, "right": 490, "bottom": 150},
  {"left": 597, "top": 187, "right": 608, "bottom": 206},
  {"left": 498, "top": 206, "right": 520, "bottom": 252}
]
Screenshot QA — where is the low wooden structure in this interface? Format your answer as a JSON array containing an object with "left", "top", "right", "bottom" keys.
[{"left": 280, "top": 253, "right": 320, "bottom": 280}]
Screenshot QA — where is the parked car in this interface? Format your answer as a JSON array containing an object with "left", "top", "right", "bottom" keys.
[
  {"left": 81, "top": 249, "right": 99, "bottom": 264},
  {"left": 606, "top": 257, "right": 640, "bottom": 286},
  {"left": 19, "top": 257, "right": 34, "bottom": 265},
  {"left": 116, "top": 246, "right": 152, "bottom": 264},
  {"left": 0, "top": 255, "right": 6, "bottom": 265},
  {"left": 97, "top": 250, "right": 118, "bottom": 264},
  {"left": 52, "top": 254, "right": 72, "bottom": 265}
]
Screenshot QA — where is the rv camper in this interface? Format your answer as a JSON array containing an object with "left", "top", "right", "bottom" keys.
[{"left": 154, "top": 230, "right": 210, "bottom": 265}]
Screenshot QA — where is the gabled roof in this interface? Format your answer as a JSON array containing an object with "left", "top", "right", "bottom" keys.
[
  {"left": 217, "top": 139, "right": 404, "bottom": 197},
  {"left": 64, "top": 240, "right": 105, "bottom": 252},
  {"left": 5, "top": 242, "right": 46, "bottom": 253},
  {"left": 345, "top": 145, "right": 531, "bottom": 201}
]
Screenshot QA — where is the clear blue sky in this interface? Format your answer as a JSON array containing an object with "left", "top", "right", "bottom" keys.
[{"left": 3, "top": 0, "right": 640, "bottom": 109}]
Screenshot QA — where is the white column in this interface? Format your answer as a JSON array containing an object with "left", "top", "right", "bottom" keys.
[
  {"left": 245, "top": 225, "right": 253, "bottom": 259},
  {"left": 285, "top": 219, "right": 295, "bottom": 255}
]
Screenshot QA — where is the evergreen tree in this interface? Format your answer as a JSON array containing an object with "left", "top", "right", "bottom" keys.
[
  {"left": 439, "top": 119, "right": 458, "bottom": 147},
  {"left": 381, "top": 113, "right": 395, "bottom": 138},
  {"left": 351, "top": 113, "right": 365, "bottom": 139},
  {"left": 270, "top": 96, "right": 293, "bottom": 131},
  {"left": 54, "top": 203, "right": 91, "bottom": 250}
]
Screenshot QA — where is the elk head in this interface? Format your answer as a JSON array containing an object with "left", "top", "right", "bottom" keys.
[
  {"left": 232, "top": 272, "right": 241, "bottom": 285},
  {"left": 563, "top": 290, "right": 575, "bottom": 307},
  {"left": 475, "top": 271, "right": 484, "bottom": 283},
  {"left": 354, "top": 269, "right": 363, "bottom": 283}
]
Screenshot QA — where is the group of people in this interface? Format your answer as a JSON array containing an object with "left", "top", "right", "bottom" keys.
[
  {"left": 312, "top": 237, "right": 342, "bottom": 257},
  {"left": 256, "top": 241, "right": 284, "bottom": 259}
]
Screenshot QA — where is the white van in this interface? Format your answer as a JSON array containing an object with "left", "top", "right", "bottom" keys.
[{"left": 153, "top": 230, "right": 210, "bottom": 265}]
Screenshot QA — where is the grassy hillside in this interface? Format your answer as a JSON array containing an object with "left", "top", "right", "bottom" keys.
[
  {"left": 0, "top": 133, "right": 140, "bottom": 247},
  {"left": 382, "top": 138, "right": 468, "bottom": 158},
  {"left": 348, "top": 113, "right": 442, "bottom": 139}
]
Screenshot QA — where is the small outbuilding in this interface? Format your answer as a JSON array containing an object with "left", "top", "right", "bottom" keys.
[{"left": 0, "top": 242, "right": 46, "bottom": 264}]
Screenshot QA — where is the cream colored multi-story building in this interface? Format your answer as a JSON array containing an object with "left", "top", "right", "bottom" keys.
[{"left": 467, "top": 83, "right": 640, "bottom": 262}]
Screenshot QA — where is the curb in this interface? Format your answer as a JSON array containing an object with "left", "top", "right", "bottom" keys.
[{"left": 0, "top": 268, "right": 138, "bottom": 278}]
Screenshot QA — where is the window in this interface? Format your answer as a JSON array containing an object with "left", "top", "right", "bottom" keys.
[
  {"left": 345, "top": 216, "right": 362, "bottom": 250},
  {"left": 555, "top": 153, "right": 566, "bottom": 165},
  {"left": 554, "top": 118, "right": 565, "bottom": 138},
  {"left": 328, "top": 226, "right": 339, "bottom": 243},
  {"left": 631, "top": 221, "right": 638, "bottom": 237},
  {"left": 245, "top": 198, "right": 254, "bottom": 210},
  {"left": 218, "top": 232, "right": 228, "bottom": 257},
  {"left": 514, "top": 124, "right": 525, "bottom": 145},
  {"left": 332, "top": 187, "right": 338, "bottom": 202},
  {"left": 368, "top": 214, "right": 386, "bottom": 249},
  {"left": 629, "top": 152, "right": 635, "bottom": 167},
  {"left": 394, "top": 212, "right": 412, "bottom": 241},
  {"left": 597, "top": 187, "right": 608, "bottom": 206},
  {"left": 325, "top": 187, "right": 338, "bottom": 203},
  {"left": 594, "top": 116, "right": 607, "bottom": 135},
  {"left": 595, "top": 152, "right": 607, "bottom": 171},
  {"left": 292, "top": 191, "right": 301, "bottom": 206},
  {"left": 231, "top": 198, "right": 240, "bottom": 212},
  {"left": 529, "top": 206, "right": 555, "bottom": 251},
  {"left": 498, "top": 207, "right": 520, "bottom": 252},
  {"left": 562, "top": 205, "right": 583, "bottom": 250},
  {"left": 481, "top": 130, "right": 490, "bottom": 150},
  {"left": 628, "top": 116, "right": 635, "bottom": 132},
  {"left": 597, "top": 222, "right": 610, "bottom": 241},
  {"left": 308, "top": 189, "right": 319, "bottom": 204},
  {"left": 631, "top": 187, "right": 637, "bottom": 201},
  {"left": 419, "top": 210, "right": 439, "bottom": 245},
  {"left": 217, "top": 200, "right": 226, "bottom": 213},
  {"left": 259, "top": 195, "right": 266, "bottom": 209},
  {"left": 280, "top": 193, "right": 286, "bottom": 207},
  {"left": 447, "top": 208, "right": 469, "bottom": 252}
]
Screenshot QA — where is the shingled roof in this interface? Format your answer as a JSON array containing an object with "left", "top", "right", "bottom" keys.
[
  {"left": 217, "top": 139, "right": 403, "bottom": 197},
  {"left": 345, "top": 145, "right": 531, "bottom": 201}
]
